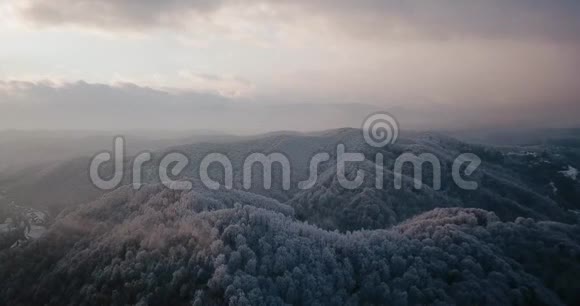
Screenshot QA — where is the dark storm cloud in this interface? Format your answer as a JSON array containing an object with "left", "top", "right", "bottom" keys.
[{"left": 17, "top": 0, "right": 580, "bottom": 41}]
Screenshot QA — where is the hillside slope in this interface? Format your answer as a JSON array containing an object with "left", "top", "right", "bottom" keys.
[{"left": 1, "top": 185, "right": 578, "bottom": 305}]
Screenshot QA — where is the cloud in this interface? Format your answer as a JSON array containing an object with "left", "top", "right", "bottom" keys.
[
  {"left": 17, "top": 0, "right": 222, "bottom": 30},
  {"left": 0, "top": 79, "right": 578, "bottom": 132},
  {"left": 292, "top": 0, "right": 580, "bottom": 42},
  {"left": 176, "top": 71, "right": 255, "bottom": 97},
  {"left": 3, "top": 2, "right": 578, "bottom": 133},
  {"left": 12, "top": 0, "right": 580, "bottom": 42},
  {"left": 0, "top": 80, "right": 379, "bottom": 132}
]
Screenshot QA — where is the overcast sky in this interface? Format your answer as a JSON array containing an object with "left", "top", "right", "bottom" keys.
[{"left": 1, "top": 0, "right": 579, "bottom": 131}]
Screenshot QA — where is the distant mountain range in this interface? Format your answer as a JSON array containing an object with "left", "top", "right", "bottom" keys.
[{"left": 1, "top": 128, "right": 578, "bottom": 226}]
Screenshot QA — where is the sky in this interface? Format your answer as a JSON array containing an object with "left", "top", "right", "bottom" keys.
[{"left": 1, "top": 0, "right": 579, "bottom": 132}]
